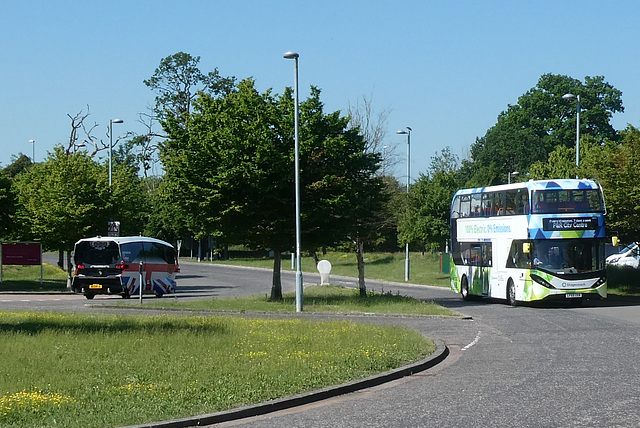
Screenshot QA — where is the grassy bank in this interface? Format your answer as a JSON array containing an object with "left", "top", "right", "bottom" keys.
[
  {"left": 148, "top": 284, "right": 457, "bottom": 316},
  {"left": 0, "top": 264, "right": 67, "bottom": 292},
  {"left": 0, "top": 311, "right": 434, "bottom": 428},
  {"left": 207, "top": 251, "right": 451, "bottom": 287}
]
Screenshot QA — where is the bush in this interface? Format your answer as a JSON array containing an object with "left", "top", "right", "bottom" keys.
[{"left": 607, "top": 266, "right": 640, "bottom": 294}]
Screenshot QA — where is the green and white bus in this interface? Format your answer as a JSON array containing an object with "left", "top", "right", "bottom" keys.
[{"left": 449, "top": 179, "right": 607, "bottom": 305}]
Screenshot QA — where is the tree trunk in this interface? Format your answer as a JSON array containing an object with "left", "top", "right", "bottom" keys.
[
  {"left": 356, "top": 241, "right": 366, "bottom": 297},
  {"left": 270, "top": 250, "right": 283, "bottom": 301},
  {"left": 311, "top": 251, "right": 319, "bottom": 266},
  {"left": 57, "top": 249, "right": 64, "bottom": 270},
  {"left": 66, "top": 250, "right": 73, "bottom": 289}
]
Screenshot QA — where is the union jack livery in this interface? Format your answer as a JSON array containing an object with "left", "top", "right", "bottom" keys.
[{"left": 71, "top": 236, "right": 179, "bottom": 299}]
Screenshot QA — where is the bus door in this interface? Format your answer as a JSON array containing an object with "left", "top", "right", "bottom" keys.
[{"left": 471, "top": 244, "right": 491, "bottom": 296}]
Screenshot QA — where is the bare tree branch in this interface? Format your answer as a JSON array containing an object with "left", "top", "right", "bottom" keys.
[{"left": 347, "top": 93, "right": 400, "bottom": 175}]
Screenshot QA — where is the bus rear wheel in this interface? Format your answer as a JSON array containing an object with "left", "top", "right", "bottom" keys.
[
  {"left": 507, "top": 279, "right": 518, "bottom": 306},
  {"left": 461, "top": 276, "right": 470, "bottom": 301}
]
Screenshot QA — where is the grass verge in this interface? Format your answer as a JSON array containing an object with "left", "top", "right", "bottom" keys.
[
  {"left": 207, "top": 251, "right": 451, "bottom": 287},
  {"left": 148, "top": 284, "right": 457, "bottom": 316},
  {"left": 0, "top": 264, "right": 67, "bottom": 292},
  {"left": 0, "top": 311, "right": 434, "bottom": 428}
]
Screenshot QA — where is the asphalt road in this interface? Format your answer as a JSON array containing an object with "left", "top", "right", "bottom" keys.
[{"left": 3, "top": 260, "right": 640, "bottom": 427}]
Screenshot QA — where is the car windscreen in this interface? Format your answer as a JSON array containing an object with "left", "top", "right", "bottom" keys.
[{"left": 74, "top": 241, "right": 120, "bottom": 266}]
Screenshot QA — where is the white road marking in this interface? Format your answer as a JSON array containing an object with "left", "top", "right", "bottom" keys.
[{"left": 462, "top": 331, "right": 481, "bottom": 351}]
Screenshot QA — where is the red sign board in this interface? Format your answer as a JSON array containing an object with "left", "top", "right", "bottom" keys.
[{"left": 1, "top": 243, "right": 42, "bottom": 266}]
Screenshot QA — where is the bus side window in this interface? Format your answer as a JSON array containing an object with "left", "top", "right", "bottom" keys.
[
  {"left": 505, "top": 190, "right": 516, "bottom": 215},
  {"left": 517, "top": 190, "right": 530, "bottom": 214},
  {"left": 493, "top": 191, "right": 504, "bottom": 215},
  {"left": 160, "top": 244, "right": 177, "bottom": 264},
  {"left": 484, "top": 244, "right": 492, "bottom": 267},
  {"left": 507, "top": 241, "right": 531, "bottom": 269},
  {"left": 482, "top": 193, "right": 492, "bottom": 217},
  {"left": 121, "top": 242, "right": 144, "bottom": 263},
  {"left": 143, "top": 242, "right": 166, "bottom": 264},
  {"left": 451, "top": 196, "right": 460, "bottom": 219},
  {"left": 472, "top": 194, "right": 482, "bottom": 217}
]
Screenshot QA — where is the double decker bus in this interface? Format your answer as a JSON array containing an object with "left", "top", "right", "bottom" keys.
[{"left": 449, "top": 179, "right": 607, "bottom": 305}]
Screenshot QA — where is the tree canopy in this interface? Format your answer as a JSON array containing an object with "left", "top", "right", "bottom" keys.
[
  {"left": 160, "top": 78, "right": 384, "bottom": 299},
  {"left": 144, "top": 52, "right": 236, "bottom": 124},
  {"left": 14, "top": 147, "right": 110, "bottom": 251},
  {"left": 398, "top": 148, "right": 461, "bottom": 251},
  {"left": 470, "top": 74, "right": 624, "bottom": 186}
]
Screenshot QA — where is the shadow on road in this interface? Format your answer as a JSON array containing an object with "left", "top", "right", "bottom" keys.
[{"left": 435, "top": 294, "right": 640, "bottom": 310}]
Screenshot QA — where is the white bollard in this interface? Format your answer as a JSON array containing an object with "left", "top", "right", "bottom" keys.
[{"left": 317, "top": 260, "right": 332, "bottom": 285}]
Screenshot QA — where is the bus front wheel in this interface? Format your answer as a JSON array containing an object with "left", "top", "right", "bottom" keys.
[
  {"left": 507, "top": 279, "right": 518, "bottom": 306},
  {"left": 461, "top": 276, "right": 470, "bottom": 301}
]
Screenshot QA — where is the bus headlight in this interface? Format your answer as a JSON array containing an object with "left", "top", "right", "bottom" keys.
[
  {"left": 592, "top": 277, "right": 606, "bottom": 288},
  {"left": 531, "top": 274, "right": 554, "bottom": 289}
]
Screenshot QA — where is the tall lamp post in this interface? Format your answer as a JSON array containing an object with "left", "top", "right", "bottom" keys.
[
  {"left": 109, "top": 119, "right": 124, "bottom": 187},
  {"left": 397, "top": 127, "right": 412, "bottom": 281},
  {"left": 29, "top": 139, "right": 35, "bottom": 163},
  {"left": 508, "top": 171, "right": 519, "bottom": 184},
  {"left": 283, "top": 51, "right": 303, "bottom": 312},
  {"left": 562, "top": 93, "right": 581, "bottom": 178}
]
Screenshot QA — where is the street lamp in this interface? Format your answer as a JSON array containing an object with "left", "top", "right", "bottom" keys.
[
  {"left": 508, "top": 171, "right": 519, "bottom": 184},
  {"left": 109, "top": 119, "right": 124, "bottom": 187},
  {"left": 397, "top": 127, "right": 412, "bottom": 281},
  {"left": 562, "top": 93, "right": 581, "bottom": 178},
  {"left": 382, "top": 145, "right": 388, "bottom": 175},
  {"left": 283, "top": 51, "right": 303, "bottom": 312},
  {"left": 28, "top": 139, "right": 35, "bottom": 163}
]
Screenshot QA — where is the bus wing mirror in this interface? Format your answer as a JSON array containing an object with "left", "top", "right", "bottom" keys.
[
  {"left": 612, "top": 236, "right": 619, "bottom": 247},
  {"left": 523, "top": 243, "right": 531, "bottom": 254}
]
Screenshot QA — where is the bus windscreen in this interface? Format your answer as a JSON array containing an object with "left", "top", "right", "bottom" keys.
[
  {"left": 74, "top": 241, "right": 120, "bottom": 266},
  {"left": 531, "top": 189, "right": 603, "bottom": 214}
]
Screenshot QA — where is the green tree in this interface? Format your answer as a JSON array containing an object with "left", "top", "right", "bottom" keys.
[
  {"left": 294, "top": 88, "right": 385, "bottom": 296},
  {"left": 161, "top": 78, "right": 292, "bottom": 299},
  {"left": 3, "top": 154, "right": 32, "bottom": 178},
  {"left": 144, "top": 52, "right": 236, "bottom": 124},
  {"left": 14, "top": 147, "right": 110, "bottom": 276},
  {"left": 601, "top": 127, "right": 640, "bottom": 241},
  {"left": 528, "top": 127, "right": 640, "bottom": 242},
  {"left": 399, "top": 148, "right": 460, "bottom": 252},
  {"left": 109, "top": 162, "right": 150, "bottom": 236},
  {"left": 161, "top": 79, "right": 385, "bottom": 300},
  {"left": 144, "top": 179, "right": 191, "bottom": 244},
  {"left": 0, "top": 171, "right": 15, "bottom": 239},
  {"left": 471, "top": 74, "right": 623, "bottom": 185}
]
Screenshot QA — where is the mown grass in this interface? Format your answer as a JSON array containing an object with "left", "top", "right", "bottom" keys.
[
  {"left": 0, "top": 311, "right": 435, "bottom": 428},
  {"left": 0, "top": 264, "right": 67, "bottom": 292},
  {"left": 208, "top": 251, "right": 451, "bottom": 287},
  {"left": 150, "top": 284, "right": 456, "bottom": 316}
]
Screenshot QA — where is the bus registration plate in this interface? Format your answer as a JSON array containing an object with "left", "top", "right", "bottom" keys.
[
  {"left": 566, "top": 293, "right": 582, "bottom": 299},
  {"left": 89, "top": 284, "right": 103, "bottom": 289}
]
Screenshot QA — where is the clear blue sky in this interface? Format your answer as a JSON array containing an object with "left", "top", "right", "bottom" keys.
[{"left": 1, "top": 0, "right": 639, "bottom": 181}]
